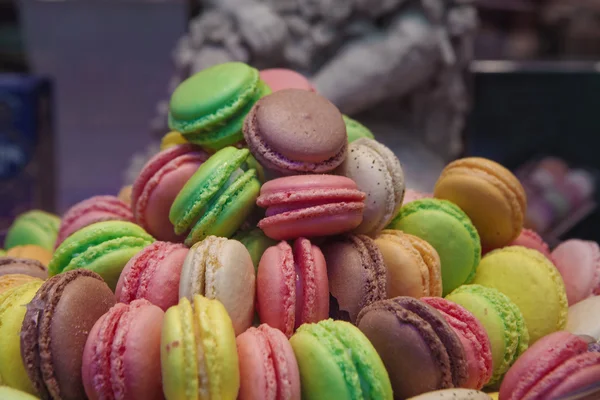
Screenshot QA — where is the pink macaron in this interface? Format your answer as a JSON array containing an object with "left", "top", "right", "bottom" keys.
[
  {"left": 421, "top": 297, "right": 493, "bottom": 390},
  {"left": 115, "top": 241, "right": 188, "bottom": 311},
  {"left": 131, "top": 144, "right": 208, "bottom": 242},
  {"left": 402, "top": 189, "right": 433, "bottom": 205},
  {"left": 256, "top": 175, "right": 366, "bottom": 240},
  {"left": 257, "top": 237, "right": 329, "bottom": 338},
  {"left": 82, "top": 299, "right": 165, "bottom": 400},
  {"left": 55, "top": 196, "right": 134, "bottom": 248},
  {"left": 260, "top": 68, "right": 316, "bottom": 93},
  {"left": 508, "top": 229, "right": 552, "bottom": 260},
  {"left": 552, "top": 239, "right": 600, "bottom": 305},
  {"left": 236, "top": 324, "right": 300, "bottom": 400},
  {"left": 500, "top": 331, "right": 600, "bottom": 400}
]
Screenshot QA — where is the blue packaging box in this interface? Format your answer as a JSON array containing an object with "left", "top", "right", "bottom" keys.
[{"left": 0, "top": 75, "right": 55, "bottom": 244}]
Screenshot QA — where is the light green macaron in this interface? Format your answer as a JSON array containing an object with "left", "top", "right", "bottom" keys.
[
  {"left": 4, "top": 210, "right": 61, "bottom": 251},
  {"left": 343, "top": 115, "right": 375, "bottom": 143},
  {"left": 233, "top": 228, "right": 278, "bottom": 270}
]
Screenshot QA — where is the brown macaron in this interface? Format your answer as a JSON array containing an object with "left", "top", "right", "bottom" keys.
[
  {"left": 321, "top": 234, "right": 387, "bottom": 323},
  {"left": 243, "top": 89, "right": 348, "bottom": 175},
  {"left": 0, "top": 257, "right": 47, "bottom": 279},
  {"left": 20, "top": 269, "right": 116, "bottom": 400}
]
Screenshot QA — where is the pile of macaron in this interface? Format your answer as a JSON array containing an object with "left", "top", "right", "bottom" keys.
[{"left": 1, "top": 62, "right": 599, "bottom": 400}]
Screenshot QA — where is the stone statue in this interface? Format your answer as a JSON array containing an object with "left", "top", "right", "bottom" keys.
[{"left": 146, "top": 0, "right": 477, "bottom": 190}]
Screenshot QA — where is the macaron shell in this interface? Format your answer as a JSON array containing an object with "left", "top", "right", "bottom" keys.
[
  {"left": 566, "top": 295, "right": 600, "bottom": 341},
  {"left": 0, "top": 257, "right": 48, "bottom": 279},
  {"left": 343, "top": 115, "right": 375, "bottom": 143},
  {"left": 294, "top": 238, "right": 329, "bottom": 329},
  {"left": 160, "top": 131, "right": 187, "bottom": 150},
  {"left": 542, "top": 358, "right": 600, "bottom": 399},
  {"left": 508, "top": 229, "right": 552, "bottom": 260},
  {"left": 117, "top": 185, "right": 133, "bottom": 204},
  {"left": 0, "top": 274, "right": 40, "bottom": 295},
  {"left": 233, "top": 229, "right": 278, "bottom": 270},
  {"left": 0, "top": 280, "right": 43, "bottom": 393},
  {"left": 552, "top": 239, "right": 600, "bottom": 305},
  {"left": 473, "top": 246, "right": 568, "bottom": 344},
  {"left": 7, "top": 245, "right": 53, "bottom": 266},
  {"left": 5, "top": 210, "right": 60, "bottom": 251},
  {"left": 0, "top": 387, "right": 40, "bottom": 400},
  {"left": 407, "top": 389, "right": 493, "bottom": 399},
  {"left": 260, "top": 68, "right": 316, "bottom": 92}
]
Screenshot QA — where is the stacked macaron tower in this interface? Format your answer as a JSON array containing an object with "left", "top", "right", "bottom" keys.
[{"left": 1, "top": 62, "right": 599, "bottom": 400}]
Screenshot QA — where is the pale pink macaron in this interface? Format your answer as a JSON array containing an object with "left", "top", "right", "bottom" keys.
[
  {"left": 256, "top": 175, "right": 366, "bottom": 240},
  {"left": 259, "top": 69, "right": 316, "bottom": 93},
  {"left": 552, "top": 239, "right": 600, "bottom": 305},
  {"left": 131, "top": 144, "right": 208, "bottom": 242},
  {"left": 116, "top": 241, "right": 188, "bottom": 311},
  {"left": 509, "top": 229, "right": 552, "bottom": 260},
  {"left": 403, "top": 189, "right": 432, "bottom": 205}
]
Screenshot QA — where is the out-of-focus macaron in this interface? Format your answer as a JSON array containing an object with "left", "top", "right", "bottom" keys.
[
  {"left": 179, "top": 236, "right": 255, "bottom": 335},
  {"left": 256, "top": 175, "right": 366, "bottom": 240},
  {"left": 160, "top": 130, "right": 187, "bottom": 150},
  {"left": 473, "top": 246, "right": 568, "bottom": 344},
  {"left": 388, "top": 198, "right": 481, "bottom": 296},
  {"left": 508, "top": 228, "right": 552, "bottom": 260},
  {"left": 375, "top": 230, "right": 442, "bottom": 298},
  {"left": 524, "top": 195, "right": 555, "bottom": 233},
  {"left": 21, "top": 269, "right": 116, "bottom": 400},
  {"left": 6, "top": 244, "right": 52, "bottom": 266},
  {"left": 446, "top": 284, "right": 529, "bottom": 387},
  {"left": 257, "top": 238, "right": 329, "bottom": 337},
  {"left": 357, "top": 297, "right": 468, "bottom": 398},
  {"left": 403, "top": 189, "right": 433, "bottom": 204},
  {"left": 117, "top": 184, "right": 133, "bottom": 204},
  {"left": 0, "top": 387, "right": 40, "bottom": 400},
  {"left": 169, "top": 62, "right": 270, "bottom": 150},
  {"left": 260, "top": 68, "right": 316, "bottom": 93},
  {"left": 116, "top": 241, "right": 188, "bottom": 311},
  {"left": 335, "top": 138, "right": 405, "bottom": 236},
  {"left": 322, "top": 234, "right": 387, "bottom": 323},
  {"left": 552, "top": 239, "right": 600, "bottom": 305},
  {"left": 5, "top": 210, "right": 61, "bottom": 251},
  {"left": 566, "top": 296, "right": 600, "bottom": 341},
  {"left": 55, "top": 195, "right": 134, "bottom": 248},
  {"left": 132, "top": 144, "right": 209, "bottom": 242},
  {"left": 434, "top": 157, "right": 527, "bottom": 250},
  {"left": 343, "top": 115, "right": 375, "bottom": 143},
  {"left": 0, "top": 257, "right": 47, "bottom": 279},
  {"left": 244, "top": 89, "right": 348, "bottom": 175}
]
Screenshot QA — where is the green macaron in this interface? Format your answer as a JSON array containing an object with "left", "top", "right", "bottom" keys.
[
  {"left": 387, "top": 198, "right": 481, "bottom": 295},
  {"left": 233, "top": 228, "right": 277, "bottom": 270},
  {"left": 343, "top": 115, "right": 375, "bottom": 143},
  {"left": 170, "top": 146, "right": 262, "bottom": 246},
  {"left": 290, "top": 319, "right": 393, "bottom": 400},
  {"left": 4, "top": 210, "right": 61, "bottom": 251},
  {"left": 48, "top": 221, "right": 154, "bottom": 290},
  {"left": 446, "top": 284, "right": 529, "bottom": 387},
  {"left": 168, "top": 62, "right": 271, "bottom": 150}
]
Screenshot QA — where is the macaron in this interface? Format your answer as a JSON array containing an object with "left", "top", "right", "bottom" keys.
[
  {"left": 56, "top": 195, "right": 134, "bottom": 248},
  {"left": 257, "top": 238, "right": 329, "bottom": 337},
  {"left": 169, "top": 62, "right": 270, "bottom": 150},
  {"left": 387, "top": 198, "right": 481, "bottom": 295},
  {"left": 334, "top": 138, "right": 405, "bottom": 235},
  {"left": 161, "top": 295, "right": 239, "bottom": 400},
  {"left": 116, "top": 241, "right": 188, "bottom": 311},
  {"left": 434, "top": 157, "right": 527, "bottom": 250},
  {"left": 422, "top": 297, "right": 493, "bottom": 390},
  {"left": 500, "top": 331, "right": 600, "bottom": 400},
  {"left": 6, "top": 245, "right": 52, "bottom": 267},
  {"left": 20, "top": 269, "right": 116, "bottom": 400},
  {"left": 551, "top": 239, "right": 600, "bottom": 305},
  {"left": 256, "top": 175, "right": 366, "bottom": 240},
  {"left": 290, "top": 319, "right": 393, "bottom": 400},
  {"left": 132, "top": 144, "right": 209, "bottom": 242},
  {"left": 0, "top": 387, "right": 40, "bottom": 400},
  {"left": 375, "top": 229, "right": 442, "bottom": 299},
  {"left": 508, "top": 228, "right": 552, "bottom": 260},
  {"left": 117, "top": 185, "right": 133, "bottom": 204},
  {"left": 0, "top": 257, "right": 47, "bottom": 279},
  {"left": 244, "top": 89, "right": 348, "bottom": 175},
  {"left": 0, "top": 280, "right": 43, "bottom": 393},
  {"left": 5, "top": 210, "right": 61, "bottom": 251},
  {"left": 82, "top": 299, "right": 165, "bottom": 400},
  {"left": 407, "top": 389, "right": 493, "bottom": 400},
  {"left": 566, "top": 295, "right": 600, "bottom": 341},
  {"left": 322, "top": 234, "right": 387, "bottom": 323},
  {"left": 169, "top": 146, "right": 262, "bottom": 246},
  {"left": 236, "top": 324, "right": 301, "bottom": 400},
  {"left": 403, "top": 189, "right": 433, "bottom": 204},
  {"left": 179, "top": 236, "right": 255, "bottom": 335},
  {"left": 473, "top": 246, "right": 568, "bottom": 344},
  {"left": 0, "top": 274, "right": 40, "bottom": 295},
  {"left": 446, "top": 284, "right": 529, "bottom": 387},
  {"left": 160, "top": 131, "right": 187, "bottom": 150},
  {"left": 232, "top": 228, "right": 278, "bottom": 270},
  {"left": 343, "top": 115, "right": 375, "bottom": 143},
  {"left": 48, "top": 221, "right": 154, "bottom": 290},
  {"left": 260, "top": 68, "right": 316, "bottom": 93},
  {"left": 357, "top": 297, "right": 468, "bottom": 399}
]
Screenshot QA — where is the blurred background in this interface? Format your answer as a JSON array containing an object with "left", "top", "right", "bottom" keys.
[{"left": 1, "top": 0, "right": 600, "bottom": 245}]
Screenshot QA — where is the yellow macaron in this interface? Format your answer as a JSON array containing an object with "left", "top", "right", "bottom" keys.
[
  {"left": 434, "top": 157, "right": 526, "bottom": 250},
  {"left": 0, "top": 274, "right": 42, "bottom": 295},
  {"left": 160, "top": 131, "right": 188, "bottom": 151},
  {"left": 6, "top": 244, "right": 53, "bottom": 267}
]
